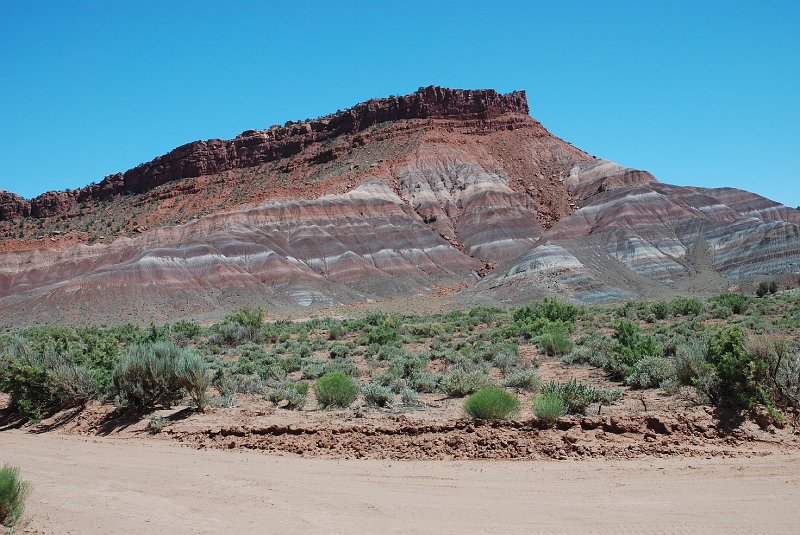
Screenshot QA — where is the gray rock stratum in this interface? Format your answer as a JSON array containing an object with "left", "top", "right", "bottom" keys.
[{"left": 0, "top": 87, "right": 797, "bottom": 325}]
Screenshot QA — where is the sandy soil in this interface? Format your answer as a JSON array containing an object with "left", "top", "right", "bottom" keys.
[{"left": 3, "top": 431, "right": 799, "bottom": 535}]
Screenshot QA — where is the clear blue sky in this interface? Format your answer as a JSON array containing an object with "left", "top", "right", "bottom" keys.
[{"left": 1, "top": 1, "right": 798, "bottom": 208}]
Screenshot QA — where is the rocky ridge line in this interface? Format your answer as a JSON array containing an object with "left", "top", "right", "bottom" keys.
[{"left": 0, "top": 86, "right": 529, "bottom": 220}]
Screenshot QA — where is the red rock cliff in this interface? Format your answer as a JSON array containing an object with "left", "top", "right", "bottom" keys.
[{"left": 3, "top": 87, "right": 529, "bottom": 219}]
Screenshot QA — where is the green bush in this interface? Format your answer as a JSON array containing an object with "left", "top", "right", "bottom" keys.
[
  {"left": 711, "top": 292, "right": 750, "bottom": 315},
  {"left": 327, "top": 325, "right": 344, "bottom": 340},
  {"left": 0, "top": 340, "right": 97, "bottom": 420},
  {"left": 440, "top": 364, "right": 492, "bottom": 397},
  {"left": 171, "top": 320, "right": 202, "bottom": 341},
  {"left": 224, "top": 306, "right": 265, "bottom": 328},
  {"left": 670, "top": 297, "right": 704, "bottom": 316},
  {"left": 539, "top": 332, "right": 574, "bottom": 356},
  {"left": 608, "top": 319, "right": 661, "bottom": 378},
  {"left": 626, "top": 355, "right": 675, "bottom": 389},
  {"left": 704, "top": 328, "right": 770, "bottom": 409},
  {"left": 710, "top": 303, "right": 733, "bottom": 319},
  {"left": 755, "top": 280, "right": 779, "bottom": 297},
  {"left": 533, "top": 393, "right": 564, "bottom": 424},
  {"left": 650, "top": 301, "right": 670, "bottom": 320},
  {"left": 508, "top": 298, "right": 579, "bottom": 339},
  {"left": 329, "top": 343, "right": 351, "bottom": 359},
  {"left": 360, "top": 324, "right": 399, "bottom": 346},
  {"left": 113, "top": 341, "right": 208, "bottom": 410},
  {"left": 361, "top": 382, "right": 394, "bottom": 407},
  {"left": 463, "top": 387, "right": 520, "bottom": 420},
  {"left": 279, "top": 355, "right": 302, "bottom": 373},
  {"left": 314, "top": 372, "right": 358, "bottom": 408},
  {"left": 517, "top": 298, "right": 580, "bottom": 324},
  {"left": 0, "top": 465, "right": 31, "bottom": 527}
]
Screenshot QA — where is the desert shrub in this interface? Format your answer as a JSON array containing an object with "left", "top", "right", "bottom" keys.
[
  {"left": 650, "top": 301, "right": 670, "bottom": 320},
  {"left": 539, "top": 332, "right": 574, "bottom": 356},
  {"left": 279, "top": 355, "right": 302, "bottom": 373},
  {"left": 531, "top": 298, "right": 580, "bottom": 324},
  {"left": 407, "top": 370, "right": 439, "bottom": 393},
  {"left": 502, "top": 368, "right": 540, "bottom": 392},
  {"left": 327, "top": 325, "right": 344, "bottom": 340},
  {"left": 468, "top": 306, "right": 504, "bottom": 325},
  {"left": 626, "top": 355, "right": 675, "bottom": 389},
  {"left": 373, "top": 371, "right": 406, "bottom": 393},
  {"left": 113, "top": 341, "right": 208, "bottom": 410},
  {"left": 213, "top": 370, "right": 264, "bottom": 397},
  {"left": 212, "top": 322, "right": 261, "bottom": 346},
  {"left": 607, "top": 319, "right": 661, "bottom": 378},
  {"left": 404, "top": 322, "right": 445, "bottom": 337},
  {"left": 361, "top": 382, "right": 394, "bottom": 407},
  {"left": 711, "top": 292, "right": 750, "bottom": 315},
  {"left": 710, "top": 302, "right": 733, "bottom": 319},
  {"left": 401, "top": 386, "right": 419, "bottom": 407},
  {"left": 224, "top": 306, "right": 264, "bottom": 328},
  {"left": 0, "top": 465, "right": 31, "bottom": 527},
  {"left": 508, "top": 298, "right": 579, "bottom": 339},
  {"left": 148, "top": 415, "right": 167, "bottom": 434},
  {"left": 533, "top": 393, "right": 564, "bottom": 424},
  {"left": 360, "top": 324, "right": 399, "bottom": 346},
  {"left": 674, "top": 340, "right": 709, "bottom": 386},
  {"left": 463, "top": 387, "right": 519, "bottom": 420},
  {"left": 670, "top": 297, "right": 704, "bottom": 316},
  {"left": 440, "top": 363, "right": 492, "bottom": 397},
  {"left": 754, "top": 337, "right": 800, "bottom": 409},
  {"left": 314, "top": 372, "right": 358, "bottom": 408},
  {"left": 300, "top": 358, "right": 325, "bottom": 379},
  {"left": 266, "top": 381, "right": 308, "bottom": 409},
  {"left": 323, "top": 358, "right": 361, "bottom": 377},
  {"left": 328, "top": 343, "right": 351, "bottom": 359},
  {"left": 233, "top": 345, "right": 284, "bottom": 381},
  {"left": 177, "top": 352, "right": 210, "bottom": 409},
  {"left": 0, "top": 340, "right": 97, "bottom": 420},
  {"left": 541, "top": 379, "right": 623, "bottom": 415},
  {"left": 756, "top": 280, "right": 779, "bottom": 297},
  {"left": 385, "top": 353, "right": 426, "bottom": 378},
  {"left": 703, "top": 327, "right": 770, "bottom": 409},
  {"left": 491, "top": 347, "right": 519, "bottom": 372},
  {"left": 170, "top": 320, "right": 202, "bottom": 341},
  {"left": 561, "top": 344, "right": 603, "bottom": 367},
  {"left": 209, "top": 393, "right": 237, "bottom": 408}
]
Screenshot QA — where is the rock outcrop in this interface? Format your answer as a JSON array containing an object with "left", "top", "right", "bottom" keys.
[
  {"left": 4, "top": 87, "right": 530, "bottom": 218},
  {"left": 0, "top": 191, "right": 30, "bottom": 220}
]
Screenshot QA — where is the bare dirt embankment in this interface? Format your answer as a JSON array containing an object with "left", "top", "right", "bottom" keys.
[{"left": 3, "top": 431, "right": 799, "bottom": 535}]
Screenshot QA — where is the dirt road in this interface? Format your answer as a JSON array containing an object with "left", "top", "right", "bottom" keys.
[{"left": 2, "top": 431, "right": 798, "bottom": 534}]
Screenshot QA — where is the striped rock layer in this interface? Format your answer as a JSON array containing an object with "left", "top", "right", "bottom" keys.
[{"left": 0, "top": 87, "right": 798, "bottom": 324}]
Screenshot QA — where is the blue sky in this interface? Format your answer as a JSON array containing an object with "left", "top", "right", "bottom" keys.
[{"left": 1, "top": 1, "right": 798, "bottom": 208}]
